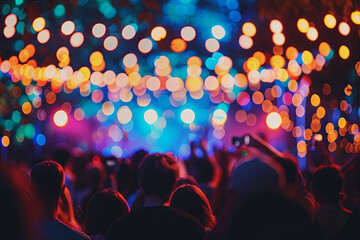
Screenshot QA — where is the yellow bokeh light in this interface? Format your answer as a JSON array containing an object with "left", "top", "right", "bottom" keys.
[
  {"left": 338, "top": 117, "right": 346, "bottom": 128},
  {"left": 92, "top": 23, "right": 106, "bottom": 38},
  {"left": 338, "top": 22, "right": 350, "bottom": 36},
  {"left": 311, "top": 94, "right": 320, "bottom": 107},
  {"left": 270, "top": 55, "right": 285, "bottom": 68},
  {"left": 302, "top": 51, "right": 314, "bottom": 65},
  {"left": 181, "top": 26, "right": 196, "bottom": 41},
  {"left": 89, "top": 51, "right": 104, "bottom": 66},
  {"left": 151, "top": 26, "right": 166, "bottom": 41},
  {"left": 185, "top": 76, "right": 203, "bottom": 92},
  {"left": 270, "top": 19, "right": 283, "bottom": 33},
  {"left": 61, "top": 21, "right": 75, "bottom": 35},
  {"left": 351, "top": 11, "right": 360, "bottom": 25},
  {"left": 324, "top": 14, "right": 337, "bottom": 29},
  {"left": 297, "top": 18, "right": 309, "bottom": 33},
  {"left": 242, "top": 22, "right": 256, "bottom": 37},
  {"left": 33, "top": 17, "right": 46, "bottom": 32},
  {"left": 339, "top": 45, "right": 350, "bottom": 59},
  {"left": 306, "top": 27, "right": 318, "bottom": 41}
]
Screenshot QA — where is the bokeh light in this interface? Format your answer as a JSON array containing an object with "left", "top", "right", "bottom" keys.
[
  {"left": 70, "top": 32, "right": 84, "bottom": 47},
  {"left": 242, "top": 22, "right": 256, "bottom": 37},
  {"left": 306, "top": 27, "right": 318, "bottom": 41},
  {"left": 144, "top": 109, "right": 158, "bottom": 124},
  {"left": 181, "top": 26, "right": 196, "bottom": 41},
  {"left": 270, "top": 19, "right": 283, "bottom": 33},
  {"left": 53, "top": 110, "right": 68, "bottom": 127},
  {"left": 61, "top": 21, "right": 75, "bottom": 35},
  {"left": 122, "top": 24, "right": 136, "bottom": 40},
  {"left": 138, "top": 38, "right": 153, "bottom": 53},
  {"left": 117, "top": 106, "right": 132, "bottom": 124},
  {"left": 151, "top": 26, "right": 166, "bottom": 41},
  {"left": 297, "top": 18, "right": 309, "bottom": 33},
  {"left": 212, "top": 25, "right": 226, "bottom": 39},
  {"left": 92, "top": 23, "right": 106, "bottom": 38},
  {"left": 32, "top": 17, "right": 45, "bottom": 32},
  {"left": 339, "top": 45, "right": 350, "bottom": 59},
  {"left": 104, "top": 36, "right": 118, "bottom": 51},
  {"left": 266, "top": 112, "right": 282, "bottom": 130},
  {"left": 338, "top": 22, "right": 350, "bottom": 36},
  {"left": 324, "top": 14, "right": 336, "bottom": 29},
  {"left": 181, "top": 109, "right": 195, "bottom": 124}
]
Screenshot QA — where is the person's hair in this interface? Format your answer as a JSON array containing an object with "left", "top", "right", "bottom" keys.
[
  {"left": 30, "top": 161, "right": 65, "bottom": 208},
  {"left": 170, "top": 184, "right": 216, "bottom": 229},
  {"left": 84, "top": 189, "right": 129, "bottom": 235},
  {"left": 139, "top": 153, "right": 178, "bottom": 197},
  {"left": 311, "top": 164, "right": 343, "bottom": 203}
]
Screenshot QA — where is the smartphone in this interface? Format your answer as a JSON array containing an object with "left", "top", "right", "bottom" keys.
[{"left": 232, "top": 135, "right": 250, "bottom": 147}]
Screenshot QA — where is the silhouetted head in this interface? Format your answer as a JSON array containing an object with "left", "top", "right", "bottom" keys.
[
  {"left": 84, "top": 189, "right": 129, "bottom": 235},
  {"left": 139, "top": 153, "right": 178, "bottom": 199},
  {"left": 30, "top": 161, "right": 65, "bottom": 211},
  {"left": 170, "top": 184, "right": 216, "bottom": 230},
  {"left": 311, "top": 164, "right": 343, "bottom": 204}
]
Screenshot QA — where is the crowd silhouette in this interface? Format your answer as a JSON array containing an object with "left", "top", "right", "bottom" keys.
[{"left": 1, "top": 134, "right": 360, "bottom": 240}]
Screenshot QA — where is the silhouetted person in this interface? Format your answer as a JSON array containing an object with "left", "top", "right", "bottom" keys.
[
  {"left": 170, "top": 184, "right": 216, "bottom": 231},
  {"left": 107, "top": 153, "right": 204, "bottom": 240},
  {"left": 84, "top": 189, "right": 129, "bottom": 240},
  {"left": 312, "top": 165, "right": 360, "bottom": 240},
  {"left": 30, "top": 161, "right": 90, "bottom": 240}
]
